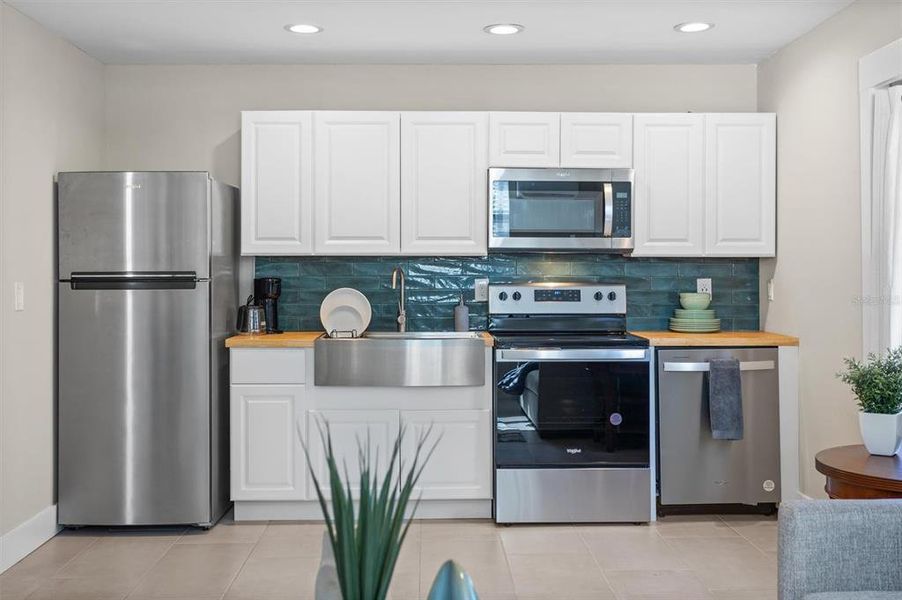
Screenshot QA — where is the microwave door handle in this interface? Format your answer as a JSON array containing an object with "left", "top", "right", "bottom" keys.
[{"left": 603, "top": 182, "right": 614, "bottom": 237}]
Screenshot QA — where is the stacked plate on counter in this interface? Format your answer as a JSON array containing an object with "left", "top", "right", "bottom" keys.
[
  {"left": 320, "top": 288, "right": 372, "bottom": 337},
  {"left": 669, "top": 293, "right": 721, "bottom": 333}
]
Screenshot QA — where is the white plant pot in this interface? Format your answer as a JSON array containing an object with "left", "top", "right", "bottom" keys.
[{"left": 858, "top": 411, "right": 902, "bottom": 456}]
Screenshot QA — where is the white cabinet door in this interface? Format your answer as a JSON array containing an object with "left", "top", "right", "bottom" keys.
[
  {"left": 240, "top": 111, "right": 314, "bottom": 255},
  {"left": 231, "top": 385, "right": 306, "bottom": 500},
  {"left": 704, "top": 113, "right": 776, "bottom": 257},
  {"left": 400, "top": 409, "right": 492, "bottom": 500},
  {"left": 314, "top": 111, "right": 401, "bottom": 255},
  {"left": 306, "top": 409, "right": 400, "bottom": 499},
  {"left": 400, "top": 112, "right": 488, "bottom": 256},
  {"left": 560, "top": 113, "right": 633, "bottom": 168},
  {"left": 489, "top": 112, "right": 560, "bottom": 167},
  {"left": 632, "top": 114, "right": 705, "bottom": 257}
]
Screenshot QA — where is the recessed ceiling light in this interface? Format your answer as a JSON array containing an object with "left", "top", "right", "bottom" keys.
[
  {"left": 674, "top": 22, "right": 713, "bottom": 33},
  {"left": 483, "top": 23, "right": 524, "bottom": 35},
  {"left": 285, "top": 23, "right": 323, "bottom": 34}
]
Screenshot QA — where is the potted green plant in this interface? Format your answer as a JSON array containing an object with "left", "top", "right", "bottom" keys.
[
  {"left": 302, "top": 422, "right": 436, "bottom": 600},
  {"left": 838, "top": 347, "right": 902, "bottom": 456}
]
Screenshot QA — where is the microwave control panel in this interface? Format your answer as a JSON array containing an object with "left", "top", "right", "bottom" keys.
[{"left": 611, "top": 182, "right": 632, "bottom": 239}]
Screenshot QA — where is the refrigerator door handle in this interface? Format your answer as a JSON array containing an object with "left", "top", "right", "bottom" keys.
[{"left": 69, "top": 272, "right": 198, "bottom": 290}]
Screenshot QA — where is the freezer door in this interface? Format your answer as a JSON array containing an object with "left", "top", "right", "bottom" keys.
[
  {"left": 58, "top": 172, "right": 210, "bottom": 279},
  {"left": 657, "top": 348, "right": 781, "bottom": 506},
  {"left": 58, "top": 281, "right": 211, "bottom": 526}
]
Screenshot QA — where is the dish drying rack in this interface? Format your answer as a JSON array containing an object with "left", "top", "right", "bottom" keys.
[{"left": 327, "top": 329, "right": 361, "bottom": 339}]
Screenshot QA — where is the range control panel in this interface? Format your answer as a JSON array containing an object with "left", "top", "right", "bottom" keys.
[{"left": 489, "top": 284, "right": 627, "bottom": 315}]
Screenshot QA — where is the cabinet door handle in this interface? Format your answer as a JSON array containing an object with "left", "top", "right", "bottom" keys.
[{"left": 662, "top": 360, "right": 775, "bottom": 373}]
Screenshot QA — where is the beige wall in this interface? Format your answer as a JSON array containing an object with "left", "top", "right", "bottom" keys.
[
  {"left": 103, "top": 64, "right": 757, "bottom": 185},
  {"left": 758, "top": 0, "right": 902, "bottom": 498},
  {"left": 0, "top": 3, "right": 104, "bottom": 535}
]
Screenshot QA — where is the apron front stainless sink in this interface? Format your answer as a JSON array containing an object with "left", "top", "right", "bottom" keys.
[{"left": 313, "top": 333, "right": 485, "bottom": 387}]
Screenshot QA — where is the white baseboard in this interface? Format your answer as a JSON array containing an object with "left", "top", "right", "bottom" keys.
[
  {"left": 0, "top": 505, "right": 61, "bottom": 574},
  {"left": 234, "top": 499, "right": 493, "bottom": 522}
]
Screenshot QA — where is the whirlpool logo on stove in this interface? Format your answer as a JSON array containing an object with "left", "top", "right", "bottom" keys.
[{"left": 566, "top": 448, "right": 582, "bottom": 455}]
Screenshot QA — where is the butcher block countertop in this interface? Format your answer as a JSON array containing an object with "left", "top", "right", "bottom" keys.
[
  {"left": 225, "top": 331, "right": 496, "bottom": 348},
  {"left": 631, "top": 331, "right": 799, "bottom": 347},
  {"left": 226, "top": 330, "right": 796, "bottom": 349}
]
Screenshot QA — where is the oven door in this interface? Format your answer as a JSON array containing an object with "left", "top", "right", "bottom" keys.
[
  {"left": 494, "top": 347, "right": 650, "bottom": 469},
  {"left": 488, "top": 168, "right": 633, "bottom": 251}
]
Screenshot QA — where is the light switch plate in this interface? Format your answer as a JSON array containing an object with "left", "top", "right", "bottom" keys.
[
  {"left": 14, "top": 282, "right": 24, "bottom": 311},
  {"left": 767, "top": 279, "right": 775, "bottom": 301},
  {"left": 474, "top": 278, "right": 489, "bottom": 302},
  {"left": 696, "top": 278, "right": 712, "bottom": 296}
]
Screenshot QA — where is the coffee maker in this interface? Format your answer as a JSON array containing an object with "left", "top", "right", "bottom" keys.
[{"left": 253, "top": 277, "right": 282, "bottom": 333}]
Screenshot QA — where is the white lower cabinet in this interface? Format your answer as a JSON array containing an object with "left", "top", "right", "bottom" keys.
[
  {"left": 230, "top": 384, "right": 307, "bottom": 501},
  {"left": 400, "top": 409, "right": 492, "bottom": 500},
  {"left": 306, "top": 409, "right": 400, "bottom": 499},
  {"left": 230, "top": 347, "right": 494, "bottom": 519}
]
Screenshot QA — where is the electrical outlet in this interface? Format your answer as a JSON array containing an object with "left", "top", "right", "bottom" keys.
[
  {"left": 696, "top": 278, "right": 712, "bottom": 296},
  {"left": 767, "top": 279, "right": 775, "bottom": 301},
  {"left": 474, "top": 278, "right": 489, "bottom": 302},
  {"left": 14, "top": 282, "right": 24, "bottom": 311}
]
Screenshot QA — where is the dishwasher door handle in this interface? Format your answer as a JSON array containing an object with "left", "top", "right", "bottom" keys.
[{"left": 662, "top": 360, "right": 775, "bottom": 373}]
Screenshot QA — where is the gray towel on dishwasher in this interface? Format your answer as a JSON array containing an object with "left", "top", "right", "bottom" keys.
[{"left": 707, "top": 358, "right": 743, "bottom": 440}]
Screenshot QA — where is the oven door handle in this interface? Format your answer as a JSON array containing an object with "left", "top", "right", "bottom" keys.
[
  {"left": 496, "top": 348, "right": 649, "bottom": 362},
  {"left": 602, "top": 182, "right": 614, "bottom": 237}
]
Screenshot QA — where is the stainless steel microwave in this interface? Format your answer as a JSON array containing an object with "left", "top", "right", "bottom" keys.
[{"left": 488, "top": 168, "right": 634, "bottom": 252}]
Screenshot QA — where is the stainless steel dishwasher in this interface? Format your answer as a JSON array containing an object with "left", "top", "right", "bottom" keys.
[{"left": 657, "top": 347, "right": 780, "bottom": 508}]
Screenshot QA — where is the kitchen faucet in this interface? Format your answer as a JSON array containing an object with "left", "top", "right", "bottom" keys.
[{"left": 391, "top": 266, "right": 407, "bottom": 332}]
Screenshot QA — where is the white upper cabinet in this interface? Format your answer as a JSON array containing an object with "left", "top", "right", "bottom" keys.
[
  {"left": 314, "top": 111, "right": 401, "bottom": 255},
  {"left": 704, "top": 114, "right": 776, "bottom": 257},
  {"left": 401, "top": 112, "right": 488, "bottom": 256},
  {"left": 560, "top": 113, "right": 633, "bottom": 168},
  {"left": 239, "top": 110, "right": 775, "bottom": 258},
  {"left": 632, "top": 114, "right": 705, "bottom": 257},
  {"left": 489, "top": 112, "right": 560, "bottom": 167},
  {"left": 240, "top": 111, "right": 314, "bottom": 255}
]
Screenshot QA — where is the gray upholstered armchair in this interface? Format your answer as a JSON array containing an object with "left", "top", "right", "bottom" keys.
[{"left": 779, "top": 500, "right": 902, "bottom": 600}]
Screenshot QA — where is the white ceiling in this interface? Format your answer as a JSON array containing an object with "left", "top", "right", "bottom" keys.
[{"left": 8, "top": 0, "right": 855, "bottom": 65}]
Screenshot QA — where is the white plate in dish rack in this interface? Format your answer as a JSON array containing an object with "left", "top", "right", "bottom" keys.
[{"left": 320, "top": 288, "right": 372, "bottom": 337}]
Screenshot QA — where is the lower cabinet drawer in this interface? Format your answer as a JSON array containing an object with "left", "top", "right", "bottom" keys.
[{"left": 230, "top": 349, "right": 306, "bottom": 385}]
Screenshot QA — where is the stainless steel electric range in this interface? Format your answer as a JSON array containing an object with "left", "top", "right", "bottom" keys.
[{"left": 489, "top": 282, "right": 654, "bottom": 523}]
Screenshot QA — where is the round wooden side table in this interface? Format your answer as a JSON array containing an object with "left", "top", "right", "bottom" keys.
[{"left": 815, "top": 445, "right": 902, "bottom": 499}]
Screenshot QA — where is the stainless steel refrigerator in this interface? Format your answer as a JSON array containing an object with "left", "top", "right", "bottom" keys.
[{"left": 57, "top": 171, "right": 239, "bottom": 527}]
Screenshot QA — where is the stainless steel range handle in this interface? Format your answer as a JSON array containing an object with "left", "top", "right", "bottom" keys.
[
  {"left": 603, "top": 182, "right": 614, "bottom": 237},
  {"left": 662, "top": 360, "right": 775, "bottom": 373},
  {"left": 497, "top": 348, "right": 649, "bottom": 362}
]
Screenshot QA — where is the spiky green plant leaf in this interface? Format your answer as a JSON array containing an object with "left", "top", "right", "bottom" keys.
[{"left": 299, "top": 418, "right": 437, "bottom": 600}]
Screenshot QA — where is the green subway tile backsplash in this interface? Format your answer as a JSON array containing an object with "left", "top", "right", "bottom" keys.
[{"left": 256, "top": 254, "right": 760, "bottom": 332}]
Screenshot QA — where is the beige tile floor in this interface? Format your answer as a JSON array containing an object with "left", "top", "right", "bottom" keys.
[{"left": 0, "top": 513, "right": 777, "bottom": 600}]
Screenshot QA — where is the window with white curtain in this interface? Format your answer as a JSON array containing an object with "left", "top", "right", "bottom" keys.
[{"left": 872, "top": 84, "right": 902, "bottom": 352}]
